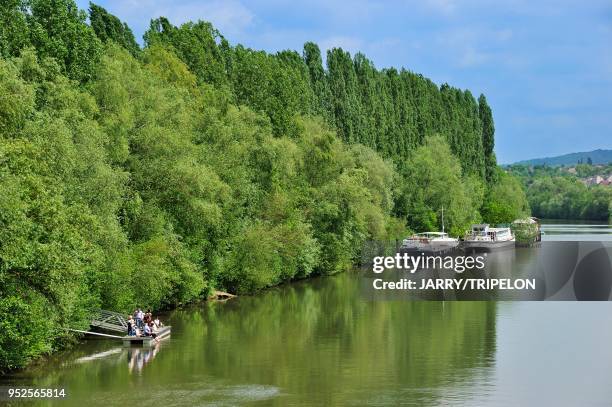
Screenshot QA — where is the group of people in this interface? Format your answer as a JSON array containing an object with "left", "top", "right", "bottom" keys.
[{"left": 127, "top": 308, "right": 163, "bottom": 338}]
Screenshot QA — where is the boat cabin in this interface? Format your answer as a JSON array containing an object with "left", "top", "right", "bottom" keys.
[
  {"left": 415, "top": 232, "right": 448, "bottom": 238},
  {"left": 468, "top": 224, "right": 512, "bottom": 241},
  {"left": 471, "top": 224, "right": 489, "bottom": 236},
  {"left": 405, "top": 232, "right": 449, "bottom": 242}
]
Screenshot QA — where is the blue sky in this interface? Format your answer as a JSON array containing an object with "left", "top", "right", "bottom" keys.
[{"left": 76, "top": 0, "right": 612, "bottom": 163}]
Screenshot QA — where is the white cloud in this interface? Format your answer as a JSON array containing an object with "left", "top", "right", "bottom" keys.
[
  {"left": 459, "top": 47, "right": 489, "bottom": 67},
  {"left": 319, "top": 36, "right": 363, "bottom": 54},
  {"left": 100, "top": 0, "right": 254, "bottom": 36},
  {"left": 432, "top": 27, "right": 520, "bottom": 68},
  {"left": 162, "top": 0, "right": 253, "bottom": 35}
]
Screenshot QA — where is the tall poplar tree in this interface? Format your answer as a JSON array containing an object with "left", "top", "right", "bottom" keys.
[
  {"left": 479, "top": 94, "right": 496, "bottom": 182},
  {"left": 89, "top": 3, "right": 140, "bottom": 57}
]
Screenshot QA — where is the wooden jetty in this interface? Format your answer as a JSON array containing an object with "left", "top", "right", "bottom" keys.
[{"left": 66, "top": 309, "right": 171, "bottom": 347}]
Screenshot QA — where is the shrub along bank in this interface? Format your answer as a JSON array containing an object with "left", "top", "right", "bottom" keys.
[{"left": 0, "top": 0, "right": 528, "bottom": 371}]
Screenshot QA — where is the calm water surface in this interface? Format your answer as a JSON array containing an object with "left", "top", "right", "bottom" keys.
[{"left": 2, "top": 223, "right": 612, "bottom": 406}]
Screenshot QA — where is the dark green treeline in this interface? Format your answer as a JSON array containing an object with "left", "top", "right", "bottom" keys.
[
  {"left": 141, "top": 18, "right": 495, "bottom": 179},
  {"left": 0, "top": 0, "right": 521, "bottom": 372},
  {"left": 0, "top": 1, "right": 496, "bottom": 177}
]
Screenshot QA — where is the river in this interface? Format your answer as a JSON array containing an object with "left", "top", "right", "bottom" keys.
[{"left": 2, "top": 222, "right": 612, "bottom": 406}]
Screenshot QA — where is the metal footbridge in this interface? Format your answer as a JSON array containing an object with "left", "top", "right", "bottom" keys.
[{"left": 90, "top": 310, "right": 128, "bottom": 333}]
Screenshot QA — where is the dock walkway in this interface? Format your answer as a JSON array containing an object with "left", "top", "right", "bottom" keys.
[
  {"left": 70, "top": 309, "right": 172, "bottom": 346},
  {"left": 90, "top": 310, "right": 128, "bottom": 333}
]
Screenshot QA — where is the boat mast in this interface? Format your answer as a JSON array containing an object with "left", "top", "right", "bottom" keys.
[{"left": 441, "top": 207, "right": 445, "bottom": 234}]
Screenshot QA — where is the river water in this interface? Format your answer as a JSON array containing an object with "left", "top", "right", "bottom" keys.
[{"left": 2, "top": 223, "right": 612, "bottom": 406}]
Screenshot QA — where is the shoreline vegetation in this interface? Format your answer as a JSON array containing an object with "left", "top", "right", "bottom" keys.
[
  {"left": 0, "top": 0, "right": 529, "bottom": 372},
  {"left": 507, "top": 164, "right": 611, "bottom": 222}
]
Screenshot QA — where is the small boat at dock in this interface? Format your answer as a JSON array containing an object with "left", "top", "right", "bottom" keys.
[
  {"left": 401, "top": 232, "right": 460, "bottom": 253},
  {"left": 400, "top": 207, "right": 459, "bottom": 253}
]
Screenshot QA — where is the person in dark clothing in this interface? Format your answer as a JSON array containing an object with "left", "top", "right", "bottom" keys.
[
  {"left": 127, "top": 315, "right": 135, "bottom": 336},
  {"left": 144, "top": 309, "right": 152, "bottom": 325}
]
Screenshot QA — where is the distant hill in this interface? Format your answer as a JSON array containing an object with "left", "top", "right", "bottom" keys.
[{"left": 512, "top": 149, "right": 612, "bottom": 166}]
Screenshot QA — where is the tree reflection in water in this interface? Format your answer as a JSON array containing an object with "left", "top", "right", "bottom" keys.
[{"left": 1, "top": 272, "right": 497, "bottom": 406}]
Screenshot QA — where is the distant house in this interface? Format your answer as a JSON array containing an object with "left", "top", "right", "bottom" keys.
[
  {"left": 583, "top": 175, "right": 603, "bottom": 186},
  {"left": 567, "top": 167, "right": 577, "bottom": 174},
  {"left": 602, "top": 175, "right": 612, "bottom": 186},
  {"left": 582, "top": 175, "right": 611, "bottom": 186}
]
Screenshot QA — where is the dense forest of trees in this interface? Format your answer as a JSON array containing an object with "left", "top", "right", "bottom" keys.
[
  {"left": 0, "top": 0, "right": 526, "bottom": 371},
  {"left": 507, "top": 165, "right": 611, "bottom": 220}
]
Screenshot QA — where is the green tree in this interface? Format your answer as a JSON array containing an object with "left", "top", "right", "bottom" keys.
[
  {"left": 27, "top": 0, "right": 102, "bottom": 82},
  {"left": 0, "top": 0, "right": 30, "bottom": 58},
  {"left": 481, "top": 169, "right": 530, "bottom": 224},
  {"left": 88, "top": 2, "right": 140, "bottom": 57},
  {"left": 478, "top": 94, "right": 496, "bottom": 183},
  {"left": 144, "top": 18, "right": 227, "bottom": 86},
  {"left": 326, "top": 48, "right": 363, "bottom": 144},
  {"left": 396, "top": 135, "right": 483, "bottom": 236},
  {"left": 0, "top": 2, "right": 506, "bottom": 372},
  {"left": 303, "top": 42, "right": 331, "bottom": 120}
]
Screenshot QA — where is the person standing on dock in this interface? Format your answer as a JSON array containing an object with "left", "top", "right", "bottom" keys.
[
  {"left": 136, "top": 308, "right": 144, "bottom": 329},
  {"left": 127, "top": 315, "right": 135, "bottom": 336}
]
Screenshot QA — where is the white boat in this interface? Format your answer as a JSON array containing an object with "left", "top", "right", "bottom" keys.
[
  {"left": 401, "top": 231, "right": 460, "bottom": 253},
  {"left": 462, "top": 224, "right": 515, "bottom": 251},
  {"left": 401, "top": 208, "right": 459, "bottom": 253}
]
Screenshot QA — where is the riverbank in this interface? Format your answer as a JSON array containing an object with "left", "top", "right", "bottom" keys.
[
  {"left": 1, "top": 0, "right": 527, "bottom": 374},
  {"left": 3, "top": 273, "right": 612, "bottom": 405}
]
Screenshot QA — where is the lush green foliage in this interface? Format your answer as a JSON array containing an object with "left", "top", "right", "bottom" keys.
[
  {"left": 481, "top": 169, "right": 530, "bottom": 224},
  {"left": 478, "top": 95, "right": 496, "bottom": 183},
  {"left": 0, "top": 42, "right": 399, "bottom": 372},
  {"left": 508, "top": 164, "right": 611, "bottom": 221},
  {"left": 0, "top": 0, "right": 509, "bottom": 371},
  {"left": 507, "top": 163, "right": 612, "bottom": 179},
  {"left": 527, "top": 177, "right": 610, "bottom": 220},
  {"left": 573, "top": 163, "right": 612, "bottom": 178},
  {"left": 4, "top": 0, "right": 103, "bottom": 82},
  {"left": 88, "top": 3, "right": 139, "bottom": 57},
  {"left": 395, "top": 135, "right": 485, "bottom": 236},
  {"left": 138, "top": 19, "right": 496, "bottom": 180}
]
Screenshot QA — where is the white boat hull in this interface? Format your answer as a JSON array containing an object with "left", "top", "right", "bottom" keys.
[
  {"left": 461, "top": 239, "right": 515, "bottom": 251},
  {"left": 401, "top": 240, "right": 460, "bottom": 253}
]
